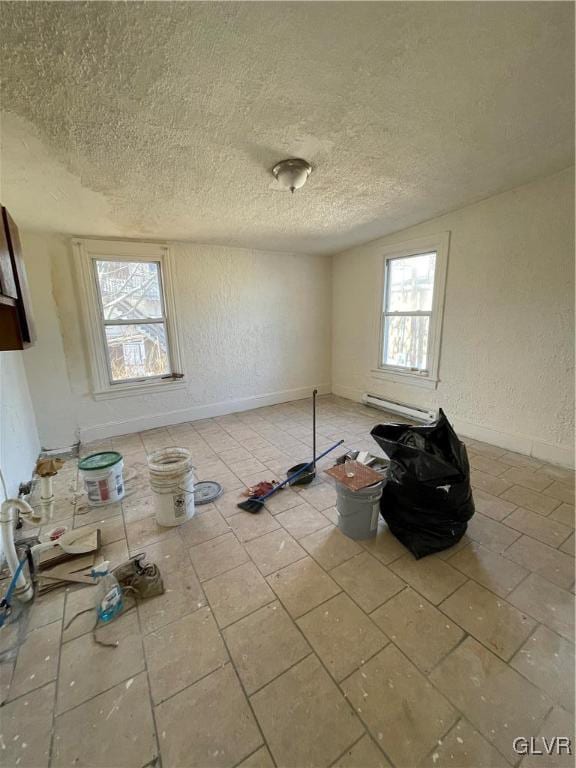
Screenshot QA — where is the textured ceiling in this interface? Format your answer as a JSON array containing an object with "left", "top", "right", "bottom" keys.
[{"left": 0, "top": 2, "right": 574, "bottom": 255}]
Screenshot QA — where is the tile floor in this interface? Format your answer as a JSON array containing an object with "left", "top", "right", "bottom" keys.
[{"left": 1, "top": 396, "right": 574, "bottom": 768}]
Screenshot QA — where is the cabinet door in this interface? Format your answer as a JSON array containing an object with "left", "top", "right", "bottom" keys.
[
  {"left": 0, "top": 212, "right": 18, "bottom": 298},
  {"left": 0, "top": 302, "right": 23, "bottom": 351},
  {"left": 2, "top": 206, "right": 36, "bottom": 345}
]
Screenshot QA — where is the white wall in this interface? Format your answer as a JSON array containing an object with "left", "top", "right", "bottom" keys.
[
  {"left": 332, "top": 168, "right": 575, "bottom": 467},
  {"left": 0, "top": 351, "right": 40, "bottom": 498},
  {"left": 20, "top": 235, "right": 332, "bottom": 444},
  {"left": 20, "top": 233, "right": 78, "bottom": 448}
]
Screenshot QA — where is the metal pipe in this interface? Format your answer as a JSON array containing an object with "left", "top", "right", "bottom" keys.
[{"left": 0, "top": 498, "right": 35, "bottom": 602}]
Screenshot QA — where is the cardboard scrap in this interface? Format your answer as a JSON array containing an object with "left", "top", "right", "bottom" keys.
[
  {"left": 38, "top": 529, "right": 101, "bottom": 568},
  {"left": 37, "top": 529, "right": 101, "bottom": 593},
  {"left": 324, "top": 460, "right": 384, "bottom": 492}
]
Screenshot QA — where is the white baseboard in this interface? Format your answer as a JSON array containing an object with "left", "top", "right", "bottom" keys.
[
  {"left": 79, "top": 384, "right": 332, "bottom": 443},
  {"left": 450, "top": 417, "right": 575, "bottom": 469},
  {"left": 332, "top": 383, "right": 575, "bottom": 469}
]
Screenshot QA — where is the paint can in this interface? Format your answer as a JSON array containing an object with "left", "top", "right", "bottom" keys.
[
  {"left": 147, "top": 447, "right": 195, "bottom": 527},
  {"left": 336, "top": 481, "right": 384, "bottom": 540},
  {"left": 79, "top": 452, "right": 125, "bottom": 506}
]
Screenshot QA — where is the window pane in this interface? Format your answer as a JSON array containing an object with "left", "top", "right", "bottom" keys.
[
  {"left": 96, "top": 260, "right": 163, "bottom": 320},
  {"left": 383, "top": 315, "right": 430, "bottom": 370},
  {"left": 386, "top": 252, "right": 436, "bottom": 312},
  {"left": 105, "top": 324, "right": 170, "bottom": 381}
]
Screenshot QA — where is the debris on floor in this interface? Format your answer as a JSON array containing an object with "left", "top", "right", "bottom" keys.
[
  {"left": 242, "top": 480, "right": 278, "bottom": 498},
  {"left": 65, "top": 554, "right": 165, "bottom": 648},
  {"left": 0, "top": 398, "right": 572, "bottom": 768},
  {"left": 37, "top": 528, "right": 102, "bottom": 594},
  {"left": 237, "top": 439, "right": 344, "bottom": 513}
]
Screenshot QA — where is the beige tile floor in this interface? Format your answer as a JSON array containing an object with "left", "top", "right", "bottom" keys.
[{"left": 1, "top": 396, "right": 574, "bottom": 768}]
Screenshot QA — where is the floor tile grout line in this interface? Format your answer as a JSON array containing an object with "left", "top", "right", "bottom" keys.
[
  {"left": 433, "top": 577, "right": 548, "bottom": 664},
  {"left": 467, "top": 511, "right": 574, "bottom": 555},
  {"left": 216, "top": 520, "right": 573, "bottom": 663},
  {"left": 423, "top": 627, "right": 561, "bottom": 749},
  {"left": 4, "top": 611, "right": 61, "bottom": 701},
  {"left": 342, "top": 638, "right": 465, "bottom": 768},
  {"left": 236, "top": 649, "right": 317, "bottom": 701},
  {"left": 503, "top": 620, "right": 576, "bottom": 695},
  {"left": 497, "top": 504, "right": 573, "bottom": 543},
  {"left": 424, "top": 630, "right": 472, "bottom": 679},
  {"left": 46, "top": 603, "right": 65, "bottom": 768},
  {"left": 417, "top": 715, "right": 472, "bottom": 768},
  {"left": 50, "top": 663, "right": 148, "bottom": 720},
  {"left": 419, "top": 713, "right": 516, "bottom": 768},
  {"left": 230, "top": 744, "right": 271, "bottom": 768},
  {"left": 239, "top": 555, "right": 385, "bottom": 746},
  {"left": 1, "top": 676, "right": 56, "bottom": 710},
  {"left": 211, "top": 539, "right": 379, "bottom": 759},
  {"left": 146, "top": 658, "right": 234, "bottom": 708},
  {"left": 494, "top": 533, "right": 576, "bottom": 581},
  {"left": 0, "top": 652, "right": 17, "bottom": 705},
  {"left": 133, "top": 593, "right": 167, "bottom": 768},
  {"left": 327, "top": 731, "right": 370, "bottom": 767},
  {"left": 12, "top": 401, "right": 574, "bottom": 767},
  {"left": 182, "top": 545, "right": 276, "bottom": 768}
]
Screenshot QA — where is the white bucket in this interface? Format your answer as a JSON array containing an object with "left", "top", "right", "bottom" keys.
[
  {"left": 79, "top": 452, "right": 125, "bottom": 507},
  {"left": 147, "top": 447, "right": 196, "bottom": 527}
]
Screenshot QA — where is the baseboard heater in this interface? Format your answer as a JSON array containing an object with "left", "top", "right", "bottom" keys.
[{"left": 362, "top": 393, "right": 436, "bottom": 423}]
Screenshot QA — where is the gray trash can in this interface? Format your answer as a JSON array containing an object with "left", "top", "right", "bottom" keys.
[{"left": 336, "top": 481, "right": 384, "bottom": 540}]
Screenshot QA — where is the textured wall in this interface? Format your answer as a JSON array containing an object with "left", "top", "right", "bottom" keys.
[
  {"left": 21, "top": 236, "right": 332, "bottom": 444},
  {"left": 332, "top": 168, "right": 575, "bottom": 466},
  {"left": 0, "top": 351, "right": 40, "bottom": 498},
  {"left": 1, "top": 3, "right": 573, "bottom": 254},
  {"left": 20, "top": 233, "right": 78, "bottom": 448}
]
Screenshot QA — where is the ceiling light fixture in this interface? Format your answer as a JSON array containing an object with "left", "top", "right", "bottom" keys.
[{"left": 271, "top": 158, "right": 312, "bottom": 193}]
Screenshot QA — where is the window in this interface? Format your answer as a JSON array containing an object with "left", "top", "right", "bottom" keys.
[
  {"left": 74, "top": 240, "right": 183, "bottom": 399},
  {"left": 374, "top": 234, "right": 449, "bottom": 389}
]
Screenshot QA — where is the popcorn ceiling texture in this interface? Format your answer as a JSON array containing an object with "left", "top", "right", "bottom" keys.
[{"left": 1, "top": 2, "right": 574, "bottom": 254}]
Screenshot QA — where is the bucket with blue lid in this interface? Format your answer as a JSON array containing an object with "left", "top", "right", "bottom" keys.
[{"left": 78, "top": 451, "right": 125, "bottom": 506}]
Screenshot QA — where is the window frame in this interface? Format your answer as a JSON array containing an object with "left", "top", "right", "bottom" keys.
[
  {"left": 372, "top": 233, "right": 449, "bottom": 390},
  {"left": 74, "top": 239, "right": 184, "bottom": 400}
]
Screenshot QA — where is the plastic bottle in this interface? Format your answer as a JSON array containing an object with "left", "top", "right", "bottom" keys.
[{"left": 91, "top": 560, "right": 123, "bottom": 622}]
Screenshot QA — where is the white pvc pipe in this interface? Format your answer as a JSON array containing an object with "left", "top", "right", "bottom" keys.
[
  {"left": 0, "top": 498, "right": 35, "bottom": 603},
  {"left": 40, "top": 475, "right": 53, "bottom": 503},
  {"left": 38, "top": 474, "right": 54, "bottom": 520}
]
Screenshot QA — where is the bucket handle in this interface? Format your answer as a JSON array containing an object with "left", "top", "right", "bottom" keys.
[
  {"left": 148, "top": 465, "right": 198, "bottom": 496},
  {"left": 176, "top": 466, "right": 198, "bottom": 495}
]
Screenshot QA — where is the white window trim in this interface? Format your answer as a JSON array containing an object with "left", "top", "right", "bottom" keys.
[
  {"left": 73, "top": 238, "right": 185, "bottom": 400},
  {"left": 371, "top": 232, "right": 449, "bottom": 391}
]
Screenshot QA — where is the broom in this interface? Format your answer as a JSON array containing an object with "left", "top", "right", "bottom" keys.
[{"left": 237, "top": 440, "right": 344, "bottom": 513}]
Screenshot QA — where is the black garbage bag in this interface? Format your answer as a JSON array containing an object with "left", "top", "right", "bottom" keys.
[{"left": 371, "top": 409, "right": 475, "bottom": 559}]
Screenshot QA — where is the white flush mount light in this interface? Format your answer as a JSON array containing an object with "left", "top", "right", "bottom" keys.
[{"left": 271, "top": 158, "right": 312, "bottom": 193}]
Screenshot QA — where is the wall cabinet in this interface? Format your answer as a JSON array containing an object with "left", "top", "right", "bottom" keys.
[{"left": 0, "top": 206, "right": 35, "bottom": 351}]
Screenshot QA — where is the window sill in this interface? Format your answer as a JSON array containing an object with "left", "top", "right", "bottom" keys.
[
  {"left": 92, "top": 379, "right": 186, "bottom": 401},
  {"left": 370, "top": 368, "right": 439, "bottom": 390}
]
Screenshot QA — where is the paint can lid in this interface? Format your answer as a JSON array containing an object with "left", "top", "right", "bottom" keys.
[
  {"left": 194, "top": 480, "right": 223, "bottom": 505},
  {"left": 79, "top": 451, "right": 123, "bottom": 471}
]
